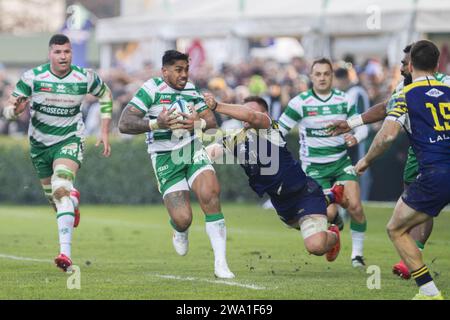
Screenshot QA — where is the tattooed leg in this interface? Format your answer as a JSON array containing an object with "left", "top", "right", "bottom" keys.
[{"left": 164, "top": 191, "right": 192, "bottom": 231}]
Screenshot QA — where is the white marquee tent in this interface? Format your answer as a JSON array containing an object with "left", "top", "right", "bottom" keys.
[{"left": 96, "top": 0, "right": 450, "bottom": 69}]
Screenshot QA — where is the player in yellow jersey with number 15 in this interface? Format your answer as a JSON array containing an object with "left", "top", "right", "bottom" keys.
[{"left": 356, "top": 40, "right": 450, "bottom": 300}]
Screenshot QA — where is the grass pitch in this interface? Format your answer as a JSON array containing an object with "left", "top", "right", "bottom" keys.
[{"left": 0, "top": 203, "right": 449, "bottom": 300}]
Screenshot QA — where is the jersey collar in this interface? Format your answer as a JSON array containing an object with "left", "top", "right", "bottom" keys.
[
  {"left": 49, "top": 65, "right": 73, "bottom": 80},
  {"left": 311, "top": 88, "right": 334, "bottom": 102},
  {"left": 413, "top": 75, "right": 436, "bottom": 83}
]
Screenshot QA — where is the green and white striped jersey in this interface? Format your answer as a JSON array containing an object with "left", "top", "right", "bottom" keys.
[
  {"left": 434, "top": 72, "right": 450, "bottom": 84},
  {"left": 388, "top": 72, "right": 450, "bottom": 111},
  {"left": 129, "top": 77, "right": 208, "bottom": 153},
  {"left": 279, "top": 89, "right": 358, "bottom": 164},
  {"left": 13, "top": 63, "right": 107, "bottom": 148}
]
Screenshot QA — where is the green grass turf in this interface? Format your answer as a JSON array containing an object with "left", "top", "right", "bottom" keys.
[{"left": 0, "top": 203, "right": 449, "bottom": 300}]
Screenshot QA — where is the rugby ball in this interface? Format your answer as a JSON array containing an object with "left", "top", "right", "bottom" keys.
[
  {"left": 168, "top": 99, "right": 193, "bottom": 137},
  {"left": 168, "top": 99, "right": 193, "bottom": 119}
]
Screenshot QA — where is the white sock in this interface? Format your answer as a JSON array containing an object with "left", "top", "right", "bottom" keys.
[
  {"left": 351, "top": 230, "right": 365, "bottom": 258},
  {"left": 420, "top": 281, "right": 440, "bottom": 296},
  {"left": 55, "top": 196, "right": 75, "bottom": 258},
  {"left": 205, "top": 218, "right": 227, "bottom": 264}
]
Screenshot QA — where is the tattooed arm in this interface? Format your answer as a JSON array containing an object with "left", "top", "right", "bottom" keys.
[
  {"left": 118, "top": 104, "right": 176, "bottom": 135},
  {"left": 118, "top": 105, "right": 149, "bottom": 135}
]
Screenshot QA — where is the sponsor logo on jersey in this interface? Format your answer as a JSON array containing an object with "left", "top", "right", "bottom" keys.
[
  {"left": 35, "top": 105, "right": 79, "bottom": 116},
  {"left": 425, "top": 88, "right": 444, "bottom": 98},
  {"left": 308, "top": 169, "right": 320, "bottom": 177},
  {"left": 160, "top": 94, "right": 173, "bottom": 104},
  {"left": 309, "top": 128, "right": 330, "bottom": 137},
  {"left": 56, "top": 84, "right": 66, "bottom": 93},
  {"left": 38, "top": 82, "right": 53, "bottom": 92},
  {"left": 157, "top": 164, "right": 169, "bottom": 172},
  {"left": 429, "top": 133, "right": 450, "bottom": 143},
  {"left": 322, "top": 106, "right": 334, "bottom": 115}
]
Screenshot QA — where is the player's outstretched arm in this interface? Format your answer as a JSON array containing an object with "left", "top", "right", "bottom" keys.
[
  {"left": 97, "top": 117, "right": 112, "bottom": 157},
  {"left": 96, "top": 85, "right": 113, "bottom": 157},
  {"left": 215, "top": 102, "right": 271, "bottom": 129},
  {"left": 360, "top": 100, "right": 389, "bottom": 124},
  {"left": 3, "top": 95, "right": 29, "bottom": 120},
  {"left": 355, "top": 119, "right": 401, "bottom": 175},
  {"left": 119, "top": 104, "right": 176, "bottom": 134},
  {"left": 204, "top": 93, "right": 270, "bottom": 129},
  {"left": 345, "top": 118, "right": 370, "bottom": 147},
  {"left": 329, "top": 101, "right": 388, "bottom": 136}
]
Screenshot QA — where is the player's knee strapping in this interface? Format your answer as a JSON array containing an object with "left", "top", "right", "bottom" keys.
[
  {"left": 42, "top": 184, "right": 55, "bottom": 205},
  {"left": 300, "top": 216, "right": 328, "bottom": 239},
  {"left": 51, "top": 165, "right": 75, "bottom": 203}
]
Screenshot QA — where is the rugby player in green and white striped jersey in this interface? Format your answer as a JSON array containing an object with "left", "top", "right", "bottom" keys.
[
  {"left": 118, "top": 50, "right": 234, "bottom": 279},
  {"left": 278, "top": 58, "right": 369, "bottom": 268},
  {"left": 3, "top": 34, "right": 113, "bottom": 272}
]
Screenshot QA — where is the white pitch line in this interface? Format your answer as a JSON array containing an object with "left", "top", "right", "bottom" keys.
[
  {"left": 0, "top": 253, "right": 51, "bottom": 263},
  {"left": 151, "top": 273, "right": 270, "bottom": 290}
]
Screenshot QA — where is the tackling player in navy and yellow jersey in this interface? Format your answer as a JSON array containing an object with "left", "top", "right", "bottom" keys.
[
  {"left": 204, "top": 94, "right": 346, "bottom": 263},
  {"left": 356, "top": 40, "right": 449, "bottom": 300},
  {"left": 388, "top": 80, "right": 450, "bottom": 172}
]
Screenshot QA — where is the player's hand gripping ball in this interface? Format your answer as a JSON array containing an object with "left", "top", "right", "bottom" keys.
[{"left": 168, "top": 99, "right": 193, "bottom": 137}]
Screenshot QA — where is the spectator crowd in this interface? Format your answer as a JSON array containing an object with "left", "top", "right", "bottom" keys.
[{"left": 0, "top": 55, "right": 401, "bottom": 137}]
